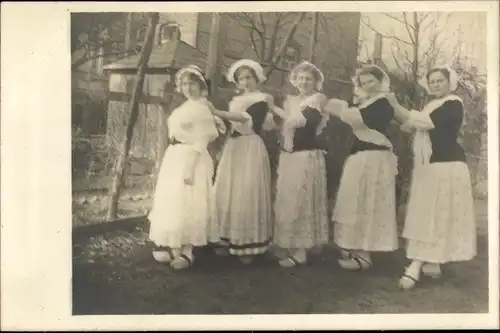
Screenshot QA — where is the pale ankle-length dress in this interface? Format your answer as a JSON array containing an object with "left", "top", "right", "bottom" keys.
[
  {"left": 332, "top": 94, "right": 399, "bottom": 252},
  {"left": 401, "top": 94, "right": 476, "bottom": 264},
  {"left": 148, "top": 98, "right": 225, "bottom": 249},
  {"left": 214, "top": 91, "right": 276, "bottom": 256},
  {"left": 273, "top": 93, "right": 330, "bottom": 250}
]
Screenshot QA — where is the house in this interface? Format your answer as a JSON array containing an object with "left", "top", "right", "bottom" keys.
[
  {"left": 132, "top": 12, "right": 361, "bottom": 102},
  {"left": 81, "top": 12, "right": 361, "bottom": 177},
  {"left": 102, "top": 35, "right": 212, "bottom": 172}
]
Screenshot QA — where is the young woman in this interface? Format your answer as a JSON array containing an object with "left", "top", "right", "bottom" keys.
[
  {"left": 386, "top": 65, "right": 476, "bottom": 289},
  {"left": 148, "top": 65, "right": 226, "bottom": 270},
  {"left": 210, "top": 59, "right": 287, "bottom": 264},
  {"left": 324, "top": 65, "right": 398, "bottom": 271},
  {"left": 273, "top": 61, "right": 330, "bottom": 268}
]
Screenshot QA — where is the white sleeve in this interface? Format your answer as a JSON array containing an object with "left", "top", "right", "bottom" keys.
[
  {"left": 339, "top": 107, "right": 365, "bottom": 130},
  {"left": 402, "top": 110, "right": 435, "bottom": 131},
  {"left": 261, "top": 112, "right": 277, "bottom": 131},
  {"left": 213, "top": 116, "right": 227, "bottom": 134}
]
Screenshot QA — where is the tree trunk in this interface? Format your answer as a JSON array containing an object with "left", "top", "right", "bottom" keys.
[
  {"left": 125, "top": 13, "right": 132, "bottom": 50},
  {"left": 412, "top": 12, "right": 420, "bottom": 107},
  {"left": 265, "top": 12, "right": 306, "bottom": 77},
  {"left": 206, "top": 13, "right": 223, "bottom": 95},
  {"left": 107, "top": 13, "right": 159, "bottom": 220},
  {"left": 308, "top": 12, "right": 319, "bottom": 63}
]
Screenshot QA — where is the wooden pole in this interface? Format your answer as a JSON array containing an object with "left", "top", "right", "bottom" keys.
[
  {"left": 205, "top": 13, "right": 225, "bottom": 96},
  {"left": 372, "top": 32, "right": 383, "bottom": 66},
  {"left": 125, "top": 13, "right": 132, "bottom": 51},
  {"left": 308, "top": 12, "right": 319, "bottom": 63},
  {"left": 107, "top": 13, "right": 159, "bottom": 220}
]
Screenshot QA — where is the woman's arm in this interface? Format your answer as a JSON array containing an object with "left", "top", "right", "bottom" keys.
[
  {"left": 386, "top": 93, "right": 412, "bottom": 124},
  {"left": 211, "top": 109, "right": 249, "bottom": 122},
  {"left": 183, "top": 150, "right": 200, "bottom": 185},
  {"left": 323, "top": 98, "right": 348, "bottom": 118},
  {"left": 386, "top": 93, "right": 435, "bottom": 131},
  {"left": 264, "top": 93, "right": 288, "bottom": 120}
]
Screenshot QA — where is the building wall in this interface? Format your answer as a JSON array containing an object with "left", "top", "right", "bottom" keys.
[{"left": 195, "top": 12, "right": 361, "bottom": 99}]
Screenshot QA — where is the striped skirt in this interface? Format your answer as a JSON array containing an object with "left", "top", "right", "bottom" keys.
[
  {"left": 213, "top": 134, "right": 273, "bottom": 256},
  {"left": 273, "top": 150, "right": 329, "bottom": 249}
]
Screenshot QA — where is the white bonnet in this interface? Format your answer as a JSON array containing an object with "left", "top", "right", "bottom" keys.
[
  {"left": 352, "top": 64, "right": 391, "bottom": 98},
  {"left": 175, "top": 65, "right": 209, "bottom": 95},
  {"left": 418, "top": 64, "right": 459, "bottom": 94},
  {"left": 289, "top": 60, "right": 325, "bottom": 91},
  {"left": 226, "top": 59, "right": 267, "bottom": 84}
]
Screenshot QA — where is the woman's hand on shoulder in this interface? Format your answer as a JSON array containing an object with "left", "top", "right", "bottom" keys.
[
  {"left": 385, "top": 92, "right": 399, "bottom": 107},
  {"left": 314, "top": 93, "right": 328, "bottom": 109},
  {"left": 264, "top": 93, "right": 275, "bottom": 106}
]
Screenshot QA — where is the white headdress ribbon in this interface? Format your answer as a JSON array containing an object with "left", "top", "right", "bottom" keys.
[
  {"left": 289, "top": 60, "right": 325, "bottom": 91},
  {"left": 418, "top": 64, "right": 459, "bottom": 94},
  {"left": 226, "top": 59, "right": 267, "bottom": 84},
  {"left": 351, "top": 64, "right": 391, "bottom": 101},
  {"left": 175, "top": 65, "right": 209, "bottom": 94}
]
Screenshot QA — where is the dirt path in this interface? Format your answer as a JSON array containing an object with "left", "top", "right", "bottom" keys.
[{"left": 72, "top": 199, "right": 489, "bottom": 315}]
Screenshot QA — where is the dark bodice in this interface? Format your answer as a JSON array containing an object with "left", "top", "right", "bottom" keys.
[
  {"left": 232, "top": 101, "right": 269, "bottom": 137},
  {"left": 350, "top": 97, "right": 395, "bottom": 156},
  {"left": 428, "top": 99, "right": 466, "bottom": 163},
  {"left": 286, "top": 107, "right": 324, "bottom": 152}
]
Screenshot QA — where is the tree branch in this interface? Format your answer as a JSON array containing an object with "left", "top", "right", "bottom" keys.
[
  {"left": 265, "top": 12, "right": 306, "bottom": 76},
  {"left": 382, "top": 13, "right": 409, "bottom": 26},
  {"left": 360, "top": 19, "right": 413, "bottom": 46},
  {"left": 402, "top": 13, "right": 416, "bottom": 45}
]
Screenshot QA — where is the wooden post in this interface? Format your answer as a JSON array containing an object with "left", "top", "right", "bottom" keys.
[
  {"left": 308, "top": 12, "right": 319, "bottom": 63},
  {"left": 107, "top": 13, "right": 159, "bottom": 220},
  {"left": 373, "top": 32, "right": 383, "bottom": 66},
  {"left": 125, "top": 13, "right": 132, "bottom": 51},
  {"left": 205, "top": 13, "right": 226, "bottom": 96}
]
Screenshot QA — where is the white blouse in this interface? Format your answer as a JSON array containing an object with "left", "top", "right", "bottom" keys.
[{"left": 168, "top": 99, "right": 222, "bottom": 153}]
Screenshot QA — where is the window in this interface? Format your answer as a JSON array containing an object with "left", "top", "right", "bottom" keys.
[
  {"left": 159, "top": 23, "right": 181, "bottom": 43},
  {"left": 280, "top": 45, "right": 300, "bottom": 70},
  {"left": 136, "top": 26, "right": 147, "bottom": 44}
]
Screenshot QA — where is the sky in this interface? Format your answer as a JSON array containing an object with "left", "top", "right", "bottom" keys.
[{"left": 358, "top": 12, "right": 487, "bottom": 75}]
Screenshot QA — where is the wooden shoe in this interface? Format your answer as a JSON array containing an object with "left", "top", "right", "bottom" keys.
[
  {"left": 338, "top": 254, "right": 372, "bottom": 271},
  {"left": 152, "top": 248, "right": 175, "bottom": 263},
  {"left": 170, "top": 254, "right": 194, "bottom": 270},
  {"left": 422, "top": 263, "right": 442, "bottom": 279},
  {"left": 399, "top": 273, "right": 419, "bottom": 290},
  {"left": 278, "top": 256, "right": 306, "bottom": 268}
]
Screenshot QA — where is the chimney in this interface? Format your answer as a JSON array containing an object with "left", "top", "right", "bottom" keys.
[{"left": 159, "top": 23, "right": 181, "bottom": 44}]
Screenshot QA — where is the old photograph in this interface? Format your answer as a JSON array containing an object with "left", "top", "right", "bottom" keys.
[{"left": 71, "top": 10, "right": 489, "bottom": 316}]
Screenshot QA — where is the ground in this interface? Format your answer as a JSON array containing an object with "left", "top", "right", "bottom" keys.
[{"left": 72, "top": 199, "right": 489, "bottom": 315}]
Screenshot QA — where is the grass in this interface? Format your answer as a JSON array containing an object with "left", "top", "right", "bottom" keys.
[{"left": 72, "top": 199, "right": 489, "bottom": 315}]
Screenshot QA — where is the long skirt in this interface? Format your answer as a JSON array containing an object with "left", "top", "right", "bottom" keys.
[
  {"left": 274, "top": 150, "right": 329, "bottom": 249},
  {"left": 214, "top": 134, "right": 272, "bottom": 256},
  {"left": 333, "top": 150, "right": 398, "bottom": 252},
  {"left": 148, "top": 144, "right": 218, "bottom": 248},
  {"left": 403, "top": 161, "right": 477, "bottom": 263}
]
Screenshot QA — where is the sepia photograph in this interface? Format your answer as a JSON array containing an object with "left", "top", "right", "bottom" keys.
[
  {"left": 1, "top": 1, "right": 498, "bottom": 330},
  {"left": 70, "top": 9, "right": 490, "bottom": 316}
]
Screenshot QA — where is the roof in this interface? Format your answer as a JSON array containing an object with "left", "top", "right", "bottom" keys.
[{"left": 103, "top": 39, "right": 208, "bottom": 71}]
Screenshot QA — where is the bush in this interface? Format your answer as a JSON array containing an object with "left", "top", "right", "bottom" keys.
[{"left": 72, "top": 128, "right": 92, "bottom": 179}]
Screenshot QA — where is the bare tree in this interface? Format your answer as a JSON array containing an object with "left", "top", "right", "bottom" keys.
[
  {"left": 227, "top": 12, "right": 307, "bottom": 76},
  {"left": 361, "top": 12, "right": 453, "bottom": 107},
  {"left": 107, "top": 13, "right": 160, "bottom": 220}
]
